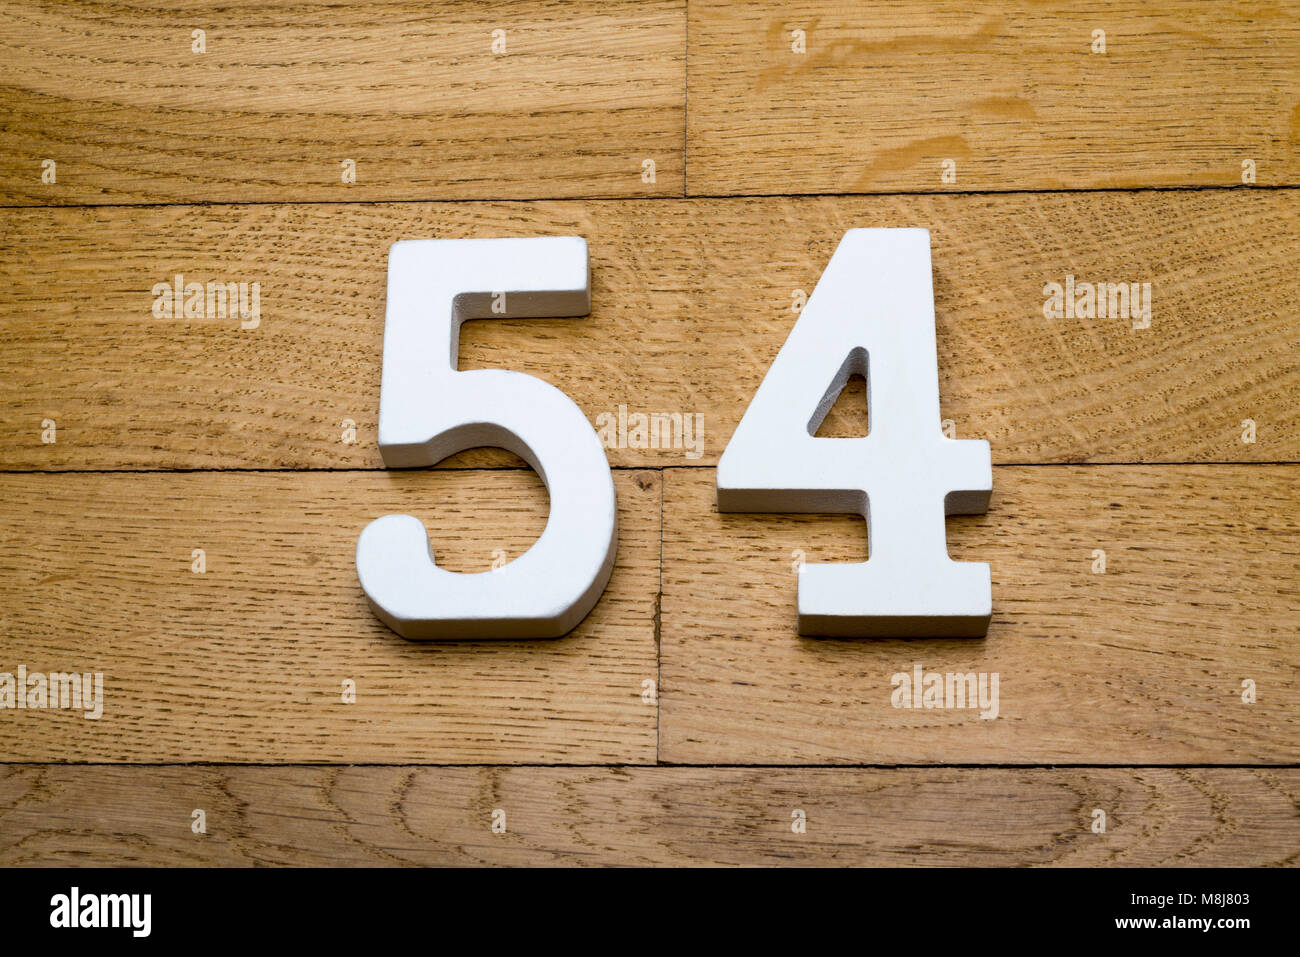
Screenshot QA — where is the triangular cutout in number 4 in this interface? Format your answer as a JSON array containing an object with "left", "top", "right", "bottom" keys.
[
  {"left": 809, "top": 347, "right": 869, "bottom": 437},
  {"left": 716, "top": 228, "right": 992, "bottom": 638}
]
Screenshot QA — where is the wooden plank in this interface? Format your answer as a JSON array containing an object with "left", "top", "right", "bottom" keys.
[
  {"left": 0, "top": 765, "right": 1294, "bottom": 866},
  {"left": 0, "top": 469, "right": 660, "bottom": 762},
  {"left": 660, "top": 466, "right": 1300, "bottom": 764},
  {"left": 0, "top": 0, "right": 684, "bottom": 204},
  {"left": 686, "top": 1, "right": 1300, "bottom": 195},
  {"left": 1, "top": 190, "right": 1295, "bottom": 470}
]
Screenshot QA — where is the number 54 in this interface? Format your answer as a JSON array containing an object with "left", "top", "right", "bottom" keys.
[{"left": 357, "top": 230, "right": 991, "bottom": 640}]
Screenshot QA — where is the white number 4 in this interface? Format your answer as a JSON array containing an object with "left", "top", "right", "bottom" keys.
[{"left": 717, "top": 229, "right": 992, "bottom": 637}]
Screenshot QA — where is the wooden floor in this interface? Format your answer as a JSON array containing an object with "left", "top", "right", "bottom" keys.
[{"left": 0, "top": 0, "right": 1296, "bottom": 866}]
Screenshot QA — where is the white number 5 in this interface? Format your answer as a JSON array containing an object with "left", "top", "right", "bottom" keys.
[
  {"left": 717, "top": 229, "right": 992, "bottom": 637},
  {"left": 356, "top": 237, "right": 617, "bottom": 639}
]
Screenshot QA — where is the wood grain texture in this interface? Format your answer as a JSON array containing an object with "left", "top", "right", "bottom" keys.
[
  {"left": 2, "top": 190, "right": 1296, "bottom": 470},
  {"left": 660, "top": 466, "right": 1300, "bottom": 764},
  {"left": 0, "top": 0, "right": 685, "bottom": 204},
  {"left": 1, "top": 1, "right": 1296, "bottom": 870},
  {"left": 0, "top": 765, "right": 1294, "bottom": 866},
  {"left": 0, "top": 469, "right": 660, "bottom": 763},
  {"left": 687, "top": 1, "right": 1300, "bottom": 195}
]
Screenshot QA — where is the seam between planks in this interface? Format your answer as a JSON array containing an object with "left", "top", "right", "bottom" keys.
[
  {"left": 2, "top": 463, "right": 1297, "bottom": 475},
  {"left": 1, "top": 762, "right": 1295, "bottom": 770},
  {"left": 1, "top": 183, "right": 1297, "bottom": 214}
]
